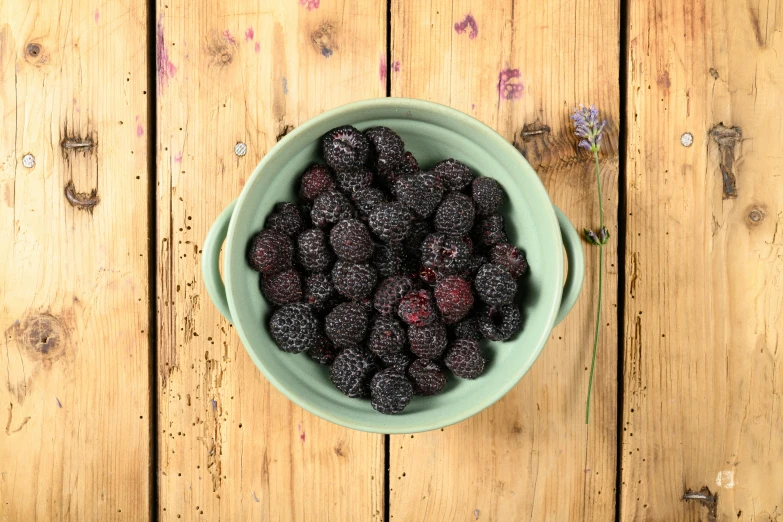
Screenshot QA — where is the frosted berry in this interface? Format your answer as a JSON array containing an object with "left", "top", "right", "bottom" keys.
[
  {"left": 434, "top": 275, "right": 474, "bottom": 324},
  {"left": 478, "top": 304, "right": 522, "bottom": 341},
  {"left": 433, "top": 158, "right": 473, "bottom": 191},
  {"left": 473, "top": 214, "right": 508, "bottom": 248},
  {"left": 330, "top": 219, "right": 374, "bottom": 263},
  {"left": 368, "top": 202, "right": 412, "bottom": 243},
  {"left": 434, "top": 192, "right": 475, "bottom": 236},
  {"left": 332, "top": 260, "right": 377, "bottom": 299},
  {"left": 266, "top": 202, "right": 304, "bottom": 237},
  {"left": 444, "top": 339, "right": 485, "bottom": 379},
  {"left": 408, "top": 321, "right": 448, "bottom": 359},
  {"left": 336, "top": 167, "right": 373, "bottom": 195},
  {"left": 325, "top": 302, "right": 368, "bottom": 348},
  {"left": 322, "top": 125, "right": 370, "bottom": 172},
  {"left": 370, "top": 369, "right": 413, "bottom": 414},
  {"left": 368, "top": 316, "right": 406, "bottom": 357},
  {"left": 299, "top": 164, "right": 336, "bottom": 202},
  {"left": 397, "top": 289, "right": 437, "bottom": 327},
  {"left": 269, "top": 303, "right": 319, "bottom": 354},
  {"left": 330, "top": 347, "right": 377, "bottom": 397},
  {"left": 365, "top": 126, "right": 405, "bottom": 169},
  {"left": 407, "top": 359, "right": 447, "bottom": 396},
  {"left": 311, "top": 190, "right": 355, "bottom": 228},
  {"left": 247, "top": 229, "right": 293, "bottom": 274},
  {"left": 260, "top": 268, "right": 302, "bottom": 306},
  {"left": 395, "top": 171, "right": 443, "bottom": 219},
  {"left": 490, "top": 243, "right": 528, "bottom": 279},
  {"left": 475, "top": 263, "right": 517, "bottom": 306},
  {"left": 374, "top": 276, "right": 415, "bottom": 315},
  {"left": 297, "top": 228, "right": 334, "bottom": 272},
  {"left": 472, "top": 177, "right": 503, "bottom": 215}
]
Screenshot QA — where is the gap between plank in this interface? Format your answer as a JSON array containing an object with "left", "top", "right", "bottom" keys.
[
  {"left": 615, "top": 0, "right": 630, "bottom": 519},
  {"left": 384, "top": 3, "right": 392, "bottom": 521},
  {"left": 146, "top": 0, "right": 160, "bottom": 520}
]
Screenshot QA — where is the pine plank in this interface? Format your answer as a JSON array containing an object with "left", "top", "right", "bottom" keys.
[
  {"left": 155, "top": 1, "right": 386, "bottom": 520},
  {"left": 0, "top": 1, "right": 151, "bottom": 519},
  {"left": 621, "top": 0, "right": 783, "bottom": 520},
  {"left": 390, "top": 0, "right": 620, "bottom": 520}
]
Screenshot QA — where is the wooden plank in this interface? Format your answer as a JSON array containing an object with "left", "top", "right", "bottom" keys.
[
  {"left": 390, "top": 0, "right": 620, "bottom": 520},
  {"left": 621, "top": 0, "right": 783, "bottom": 520},
  {"left": 155, "top": 1, "right": 386, "bottom": 520},
  {"left": 0, "top": 1, "right": 151, "bottom": 520}
]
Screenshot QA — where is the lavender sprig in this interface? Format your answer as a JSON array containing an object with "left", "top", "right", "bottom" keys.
[{"left": 571, "top": 105, "right": 609, "bottom": 424}]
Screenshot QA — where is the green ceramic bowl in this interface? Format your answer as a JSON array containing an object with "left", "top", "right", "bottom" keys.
[{"left": 203, "top": 98, "right": 584, "bottom": 434}]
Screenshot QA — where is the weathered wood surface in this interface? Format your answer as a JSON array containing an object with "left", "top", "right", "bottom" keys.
[
  {"left": 155, "top": 1, "right": 386, "bottom": 520},
  {"left": 389, "top": 0, "right": 620, "bottom": 520},
  {"left": 621, "top": 0, "right": 783, "bottom": 520},
  {"left": 0, "top": 0, "right": 152, "bottom": 519}
]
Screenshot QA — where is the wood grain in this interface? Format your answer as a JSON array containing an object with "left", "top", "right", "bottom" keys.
[
  {"left": 622, "top": 0, "right": 783, "bottom": 520},
  {"left": 0, "top": 1, "right": 151, "bottom": 520},
  {"left": 390, "top": 0, "right": 620, "bottom": 520},
  {"left": 155, "top": 1, "right": 385, "bottom": 520}
]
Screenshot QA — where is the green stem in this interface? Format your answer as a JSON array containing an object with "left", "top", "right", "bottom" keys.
[{"left": 586, "top": 150, "right": 604, "bottom": 425}]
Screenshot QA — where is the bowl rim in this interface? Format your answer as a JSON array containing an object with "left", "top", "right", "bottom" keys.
[{"left": 224, "top": 98, "right": 563, "bottom": 433}]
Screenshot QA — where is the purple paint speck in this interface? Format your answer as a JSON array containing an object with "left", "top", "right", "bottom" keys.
[
  {"left": 392, "top": 61, "right": 400, "bottom": 72},
  {"left": 497, "top": 68, "right": 524, "bottom": 101},
  {"left": 379, "top": 56, "right": 387, "bottom": 83},
  {"left": 454, "top": 14, "right": 478, "bottom": 39},
  {"left": 211, "top": 399, "right": 217, "bottom": 410},
  {"left": 321, "top": 46, "right": 333, "bottom": 58},
  {"left": 471, "top": 103, "right": 476, "bottom": 110},
  {"left": 174, "top": 151, "right": 182, "bottom": 163},
  {"left": 135, "top": 114, "right": 140, "bottom": 121},
  {"left": 245, "top": 27, "right": 254, "bottom": 41},
  {"left": 251, "top": 490, "right": 260, "bottom": 502},
  {"left": 56, "top": 397, "right": 62, "bottom": 408},
  {"left": 94, "top": 9, "right": 100, "bottom": 23},
  {"left": 282, "top": 77, "right": 288, "bottom": 95},
  {"left": 299, "top": 0, "right": 320, "bottom": 10},
  {"left": 254, "top": 42, "right": 260, "bottom": 53},
  {"left": 136, "top": 124, "right": 144, "bottom": 137},
  {"left": 156, "top": 15, "right": 177, "bottom": 91},
  {"left": 297, "top": 422, "right": 306, "bottom": 443},
  {"left": 223, "top": 29, "right": 236, "bottom": 44}
]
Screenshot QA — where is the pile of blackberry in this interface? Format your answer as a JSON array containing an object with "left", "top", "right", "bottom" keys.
[{"left": 247, "top": 125, "right": 528, "bottom": 415}]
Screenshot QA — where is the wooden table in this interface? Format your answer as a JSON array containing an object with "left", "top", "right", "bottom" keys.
[{"left": 2, "top": 0, "right": 781, "bottom": 520}]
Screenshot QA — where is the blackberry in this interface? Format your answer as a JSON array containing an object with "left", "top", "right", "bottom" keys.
[
  {"left": 374, "top": 276, "right": 414, "bottom": 315},
  {"left": 311, "top": 190, "right": 355, "bottom": 228},
  {"left": 368, "top": 202, "right": 412, "bottom": 243},
  {"left": 325, "top": 302, "right": 368, "bottom": 348},
  {"left": 335, "top": 167, "right": 373, "bottom": 195},
  {"left": 478, "top": 304, "right": 522, "bottom": 341},
  {"left": 434, "top": 192, "right": 475, "bottom": 236},
  {"left": 330, "top": 347, "right": 377, "bottom": 397},
  {"left": 421, "top": 233, "right": 471, "bottom": 274},
  {"left": 370, "top": 369, "right": 414, "bottom": 414},
  {"left": 471, "top": 177, "right": 503, "bottom": 215},
  {"left": 373, "top": 243, "right": 403, "bottom": 277},
  {"left": 394, "top": 171, "right": 443, "bottom": 218},
  {"left": 330, "top": 219, "right": 373, "bottom": 262},
  {"left": 303, "top": 273, "right": 335, "bottom": 312},
  {"left": 463, "top": 254, "right": 486, "bottom": 278},
  {"left": 352, "top": 187, "right": 386, "bottom": 216},
  {"left": 404, "top": 220, "right": 432, "bottom": 252},
  {"left": 408, "top": 321, "right": 448, "bottom": 359},
  {"left": 377, "top": 151, "right": 420, "bottom": 192},
  {"left": 379, "top": 351, "right": 413, "bottom": 373},
  {"left": 397, "top": 289, "right": 437, "bottom": 327},
  {"left": 299, "top": 164, "right": 336, "bottom": 202},
  {"left": 308, "top": 334, "right": 338, "bottom": 365},
  {"left": 260, "top": 268, "right": 302, "bottom": 306},
  {"left": 433, "top": 158, "right": 473, "bottom": 191},
  {"left": 490, "top": 243, "right": 528, "bottom": 279},
  {"left": 247, "top": 229, "right": 293, "bottom": 274},
  {"left": 475, "top": 263, "right": 517, "bottom": 306},
  {"left": 365, "top": 126, "right": 405, "bottom": 169},
  {"left": 322, "top": 125, "right": 370, "bottom": 172},
  {"left": 368, "top": 316, "right": 406, "bottom": 357},
  {"left": 473, "top": 214, "right": 508, "bottom": 248},
  {"left": 434, "top": 275, "right": 474, "bottom": 324},
  {"left": 451, "top": 316, "right": 482, "bottom": 341},
  {"left": 444, "top": 339, "right": 485, "bottom": 379},
  {"left": 266, "top": 202, "right": 304, "bottom": 237},
  {"left": 269, "top": 303, "right": 319, "bottom": 354},
  {"left": 407, "top": 359, "right": 447, "bottom": 396},
  {"left": 332, "top": 260, "right": 377, "bottom": 299},
  {"left": 297, "top": 228, "right": 334, "bottom": 272}
]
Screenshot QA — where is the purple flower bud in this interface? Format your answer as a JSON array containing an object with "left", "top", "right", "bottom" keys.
[
  {"left": 571, "top": 105, "right": 606, "bottom": 152},
  {"left": 599, "top": 226, "right": 610, "bottom": 244},
  {"left": 584, "top": 228, "right": 600, "bottom": 245}
]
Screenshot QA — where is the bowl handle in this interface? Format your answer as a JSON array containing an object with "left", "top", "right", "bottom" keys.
[
  {"left": 202, "top": 199, "right": 237, "bottom": 322},
  {"left": 553, "top": 205, "right": 585, "bottom": 326}
]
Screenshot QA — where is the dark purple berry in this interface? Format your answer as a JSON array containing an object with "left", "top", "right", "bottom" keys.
[
  {"left": 397, "top": 289, "right": 436, "bottom": 327},
  {"left": 303, "top": 273, "right": 335, "bottom": 312},
  {"left": 299, "top": 164, "right": 336, "bottom": 202},
  {"left": 353, "top": 187, "right": 387, "bottom": 215},
  {"left": 408, "top": 359, "right": 447, "bottom": 396},
  {"left": 368, "top": 316, "right": 406, "bottom": 357},
  {"left": 332, "top": 260, "right": 377, "bottom": 299},
  {"left": 330, "top": 219, "right": 374, "bottom": 263},
  {"left": 472, "top": 177, "right": 503, "bottom": 215},
  {"left": 433, "top": 158, "right": 473, "bottom": 191},
  {"left": 421, "top": 233, "right": 471, "bottom": 274},
  {"left": 434, "top": 192, "right": 475, "bottom": 236},
  {"left": 308, "top": 334, "right": 338, "bottom": 365},
  {"left": 330, "top": 347, "right": 377, "bottom": 397},
  {"left": 365, "top": 127, "right": 405, "bottom": 169},
  {"left": 297, "top": 228, "right": 334, "bottom": 272},
  {"left": 475, "top": 263, "right": 517, "bottom": 306},
  {"left": 451, "top": 316, "right": 482, "bottom": 341},
  {"left": 394, "top": 172, "right": 443, "bottom": 218},
  {"left": 434, "top": 275, "right": 474, "bottom": 324},
  {"left": 269, "top": 303, "right": 319, "bottom": 354},
  {"left": 444, "top": 339, "right": 485, "bottom": 379},
  {"left": 408, "top": 321, "right": 448, "bottom": 359},
  {"left": 473, "top": 214, "right": 508, "bottom": 248},
  {"left": 247, "top": 229, "right": 293, "bottom": 274},
  {"left": 368, "top": 202, "right": 412, "bottom": 243},
  {"left": 260, "top": 268, "right": 302, "bottom": 306},
  {"left": 490, "top": 243, "right": 528, "bottom": 279},
  {"left": 374, "top": 276, "right": 415, "bottom": 315},
  {"left": 325, "top": 302, "right": 368, "bottom": 348},
  {"left": 478, "top": 304, "right": 522, "bottom": 341},
  {"left": 335, "top": 167, "right": 373, "bottom": 195},
  {"left": 322, "top": 125, "right": 370, "bottom": 172},
  {"left": 379, "top": 351, "right": 413, "bottom": 373},
  {"left": 370, "top": 369, "right": 413, "bottom": 414},
  {"left": 311, "top": 190, "right": 355, "bottom": 228},
  {"left": 266, "top": 202, "right": 304, "bottom": 237},
  {"left": 374, "top": 243, "right": 403, "bottom": 277}
]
